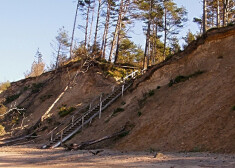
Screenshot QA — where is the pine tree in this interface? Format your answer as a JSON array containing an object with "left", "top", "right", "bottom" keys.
[
  {"left": 101, "top": 0, "right": 114, "bottom": 59},
  {"left": 93, "top": 0, "right": 103, "bottom": 52},
  {"left": 162, "top": 0, "right": 187, "bottom": 58},
  {"left": 51, "top": 27, "right": 71, "bottom": 69},
  {"left": 25, "top": 49, "right": 45, "bottom": 78},
  {"left": 70, "top": 0, "right": 83, "bottom": 58},
  {"left": 183, "top": 29, "right": 195, "bottom": 48},
  {"left": 134, "top": 0, "right": 164, "bottom": 69}
]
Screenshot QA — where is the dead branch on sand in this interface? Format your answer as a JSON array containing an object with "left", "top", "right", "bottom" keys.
[{"left": 64, "top": 128, "right": 128, "bottom": 150}]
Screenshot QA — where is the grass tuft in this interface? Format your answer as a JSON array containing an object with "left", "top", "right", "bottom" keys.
[
  {"left": 232, "top": 106, "right": 235, "bottom": 111},
  {"left": 138, "top": 111, "right": 142, "bottom": 117},
  {"left": 40, "top": 94, "right": 53, "bottom": 102},
  {"left": 148, "top": 90, "right": 155, "bottom": 96},
  {"left": 112, "top": 107, "right": 125, "bottom": 117},
  {"left": 169, "top": 70, "right": 205, "bottom": 87},
  {"left": 121, "top": 101, "right": 126, "bottom": 105},
  {"left": 189, "top": 146, "right": 203, "bottom": 152},
  {"left": 0, "top": 125, "right": 5, "bottom": 135},
  {"left": 58, "top": 105, "right": 76, "bottom": 117},
  {"left": 32, "top": 83, "right": 44, "bottom": 93},
  {"left": 5, "top": 93, "right": 21, "bottom": 104},
  {"left": 0, "top": 81, "right": 10, "bottom": 92},
  {"left": 118, "top": 131, "right": 129, "bottom": 138}
]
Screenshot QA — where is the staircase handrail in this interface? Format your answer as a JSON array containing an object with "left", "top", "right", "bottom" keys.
[{"left": 48, "top": 70, "right": 139, "bottom": 145}]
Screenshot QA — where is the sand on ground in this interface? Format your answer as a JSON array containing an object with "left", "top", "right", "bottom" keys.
[{"left": 0, "top": 145, "right": 234, "bottom": 168}]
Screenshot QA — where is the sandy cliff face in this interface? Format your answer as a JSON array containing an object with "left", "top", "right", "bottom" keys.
[
  {"left": 0, "top": 61, "right": 117, "bottom": 137},
  {"left": 67, "top": 26, "right": 235, "bottom": 153},
  {"left": 114, "top": 27, "right": 235, "bottom": 153},
  {"left": 1, "top": 26, "right": 234, "bottom": 153}
]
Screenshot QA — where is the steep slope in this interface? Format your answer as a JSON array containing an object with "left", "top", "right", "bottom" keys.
[
  {"left": 0, "top": 61, "right": 119, "bottom": 140},
  {"left": 67, "top": 26, "right": 235, "bottom": 153}
]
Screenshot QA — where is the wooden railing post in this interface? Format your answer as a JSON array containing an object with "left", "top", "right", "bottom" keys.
[
  {"left": 99, "top": 94, "right": 102, "bottom": 119},
  {"left": 50, "top": 131, "right": 53, "bottom": 142},
  {"left": 72, "top": 116, "right": 74, "bottom": 126},
  {"left": 82, "top": 116, "right": 84, "bottom": 129},
  {"left": 89, "top": 103, "right": 92, "bottom": 111},
  {"left": 60, "top": 130, "right": 63, "bottom": 145}
]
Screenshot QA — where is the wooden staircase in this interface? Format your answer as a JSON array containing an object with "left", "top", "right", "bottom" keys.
[{"left": 43, "top": 70, "right": 139, "bottom": 148}]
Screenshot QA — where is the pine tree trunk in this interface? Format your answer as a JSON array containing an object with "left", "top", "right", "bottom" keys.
[
  {"left": 149, "top": 38, "right": 152, "bottom": 66},
  {"left": 153, "top": 23, "right": 158, "bottom": 64},
  {"left": 93, "top": 0, "right": 102, "bottom": 52},
  {"left": 217, "top": 0, "right": 220, "bottom": 27},
  {"left": 109, "top": 0, "right": 124, "bottom": 62},
  {"left": 143, "top": 21, "right": 151, "bottom": 69},
  {"left": 88, "top": 2, "right": 96, "bottom": 50},
  {"left": 84, "top": 2, "right": 91, "bottom": 49},
  {"left": 101, "top": 2, "right": 111, "bottom": 59},
  {"left": 222, "top": 0, "right": 230, "bottom": 26},
  {"left": 143, "top": 0, "right": 153, "bottom": 69},
  {"left": 203, "top": 0, "right": 207, "bottom": 34},
  {"left": 70, "top": 0, "right": 80, "bottom": 58},
  {"left": 163, "top": 7, "right": 167, "bottom": 58},
  {"left": 225, "top": 0, "right": 229, "bottom": 25},
  {"left": 56, "top": 44, "right": 61, "bottom": 68},
  {"left": 114, "top": 29, "right": 121, "bottom": 64}
]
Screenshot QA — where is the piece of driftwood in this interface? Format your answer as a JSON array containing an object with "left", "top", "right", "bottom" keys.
[
  {"left": 0, "top": 132, "right": 37, "bottom": 147},
  {"left": 65, "top": 128, "right": 127, "bottom": 150}
]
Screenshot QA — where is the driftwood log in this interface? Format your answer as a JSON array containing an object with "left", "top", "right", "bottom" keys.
[
  {"left": 65, "top": 128, "right": 128, "bottom": 150},
  {"left": 0, "top": 132, "right": 37, "bottom": 147}
]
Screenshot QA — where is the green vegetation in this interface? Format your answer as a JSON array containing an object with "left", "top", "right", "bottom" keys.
[
  {"left": 40, "top": 94, "right": 53, "bottom": 102},
  {"left": 121, "top": 101, "right": 126, "bottom": 105},
  {"left": 0, "top": 125, "right": 5, "bottom": 135},
  {"left": 149, "top": 148, "right": 156, "bottom": 154},
  {"left": 112, "top": 107, "right": 125, "bottom": 117},
  {"left": 32, "top": 83, "right": 44, "bottom": 93},
  {"left": 189, "top": 146, "right": 203, "bottom": 152},
  {"left": 138, "top": 93, "right": 148, "bottom": 108},
  {"left": 11, "top": 116, "right": 19, "bottom": 125},
  {"left": 58, "top": 105, "right": 76, "bottom": 117},
  {"left": 23, "top": 86, "right": 29, "bottom": 91},
  {"left": 0, "top": 104, "right": 8, "bottom": 118},
  {"left": 118, "top": 131, "right": 129, "bottom": 138},
  {"left": 138, "top": 111, "right": 142, "bottom": 117},
  {"left": 148, "top": 90, "right": 155, "bottom": 96},
  {"left": 183, "top": 30, "right": 196, "bottom": 49},
  {"left": 169, "top": 70, "right": 205, "bottom": 87},
  {"left": 104, "top": 66, "right": 132, "bottom": 79},
  {"left": 0, "top": 81, "right": 10, "bottom": 92},
  {"left": 138, "top": 89, "right": 156, "bottom": 108},
  {"left": 5, "top": 93, "right": 21, "bottom": 104},
  {"left": 227, "top": 21, "right": 235, "bottom": 27},
  {"left": 232, "top": 106, "right": 235, "bottom": 111}
]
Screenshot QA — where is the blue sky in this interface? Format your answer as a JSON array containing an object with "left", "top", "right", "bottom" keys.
[{"left": 0, "top": 0, "right": 202, "bottom": 83}]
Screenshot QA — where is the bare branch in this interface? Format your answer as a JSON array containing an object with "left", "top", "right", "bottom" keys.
[{"left": 0, "top": 106, "right": 25, "bottom": 117}]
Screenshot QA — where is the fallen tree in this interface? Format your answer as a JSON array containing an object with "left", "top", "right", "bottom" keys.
[{"left": 64, "top": 128, "right": 128, "bottom": 150}]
